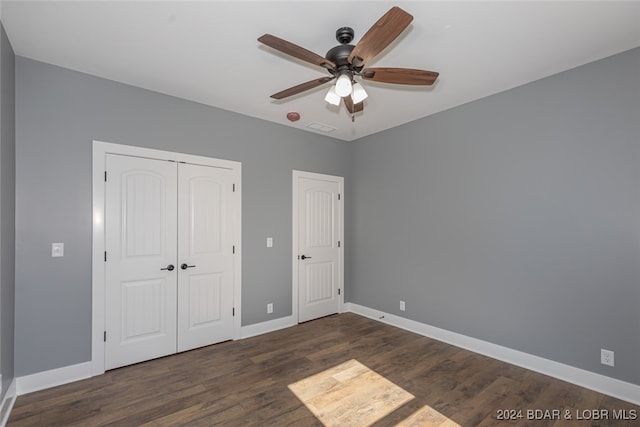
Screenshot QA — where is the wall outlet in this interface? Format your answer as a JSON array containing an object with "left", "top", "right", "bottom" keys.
[
  {"left": 601, "top": 349, "right": 614, "bottom": 367},
  {"left": 400, "top": 301, "right": 406, "bottom": 311},
  {"left": 267, "top": 303, "right": 273, "bottom": 314}
]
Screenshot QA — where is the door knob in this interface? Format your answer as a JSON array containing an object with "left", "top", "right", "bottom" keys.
[
  {"left": 160, "top": 264, "right": 175, "bottom": 271},
  {"left": 300, "top": 255, "right": 312, "bottom": 260},
  {"left": 180, "top": 263, "right": 196, "bottom": 270}
]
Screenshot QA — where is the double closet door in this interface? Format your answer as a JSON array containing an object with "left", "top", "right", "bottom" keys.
[{"left": 105, "top": 154, "right": 235, "bottom": 370}]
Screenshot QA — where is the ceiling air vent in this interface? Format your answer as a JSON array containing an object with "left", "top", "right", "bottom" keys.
[{"left": 306, "top": 122, "right": 336, "bottom": 133}]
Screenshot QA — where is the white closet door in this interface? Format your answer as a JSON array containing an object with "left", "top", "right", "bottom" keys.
[
  {"left": 105, "top": 154, "right": 178, "bottom": 370},
  {"left": 177, "top": 163, "right": 234, "bottom": 352}
]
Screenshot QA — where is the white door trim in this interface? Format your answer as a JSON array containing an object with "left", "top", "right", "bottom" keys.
[
  {"left": 292, "top": 170, "right": 344, "bottom": 323},
  {"left": 92, "top": 141, "right": 242, "bottom": 376}
]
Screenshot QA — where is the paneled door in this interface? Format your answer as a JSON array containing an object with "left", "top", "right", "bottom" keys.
[
  {"left": 105, "top": 154, "right": 178, "bottom": 369},
  {"left": 105, "top": 154, "right": 235, "bottom": 370},
  {"left": 294, "top": 171, "right": 344, "bottom": 323},
  {"left": 177, "top": 163, "right": 234, "bottom": 352}
]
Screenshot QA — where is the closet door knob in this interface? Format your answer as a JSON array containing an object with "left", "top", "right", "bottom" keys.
[
  {"left": 160, "top": 264, "right": 175, "bottom": 271},
  {"left": 181, "top": 264, "right": 196, "bottom": 270}
]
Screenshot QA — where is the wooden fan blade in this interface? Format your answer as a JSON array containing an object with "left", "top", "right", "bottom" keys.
[
  {"left": 344, "top": 96, "right": 364, "bottom": 114},
  {"left": 362, "top": 67, "right": 439, "bottom": 85},
  {"left": 270, "top": 76, "right": 334, "bottom": 100},
  {"left": 348, "top": 7, "right": 413, "bottom": 67},
  {"left": 258, "top": 34, "right": 336, "bottom": 70}
]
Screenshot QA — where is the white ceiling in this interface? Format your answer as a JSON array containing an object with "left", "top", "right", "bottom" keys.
[{"left": 2, "top": 1, "right": 640, "bottom": 141}]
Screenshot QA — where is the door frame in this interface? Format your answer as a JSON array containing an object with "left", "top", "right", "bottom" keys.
[
  {"left": 92, "top": 141, "right": 242, "bottom": 376},
  {"left": 292, "top": 170, "right": 344, "bottom": 323}
]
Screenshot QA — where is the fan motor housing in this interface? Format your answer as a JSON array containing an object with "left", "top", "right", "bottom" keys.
[
  {"left": 326, "top": 27, "right": 363, "bottom": 72},
  {"left": 325, "top": 44, "right": 355, "bottom": 69}
]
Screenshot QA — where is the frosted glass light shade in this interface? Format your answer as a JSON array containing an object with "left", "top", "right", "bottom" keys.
[
  {"left": 351, "top": 82, "right": 368, "bottom": 104},
  {"left": 324, "top": 86, "right": 341, "bottom": 106},
  {"left": 335, "top": 73, "right": 352, "bottom": 97}
]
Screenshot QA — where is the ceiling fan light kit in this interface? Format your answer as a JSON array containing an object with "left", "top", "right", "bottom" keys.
[
  {"left": 258, "top": 6, "right": 439, "bottom": 117},
  {"left": 324, "top": 79, "right": 368, "bottom": 108}
]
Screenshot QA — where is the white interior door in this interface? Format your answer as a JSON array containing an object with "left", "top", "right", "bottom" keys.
[
  {"left": 295, "top": 172, "right": 343, "bottom": 323},
  {"left": 105, "top": 154, "right": 178, "bottom": 370},
  {"left": 177, "top": 163, "right": 234, "bottom": 352}
]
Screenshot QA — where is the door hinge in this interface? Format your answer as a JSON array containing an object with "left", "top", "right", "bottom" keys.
[
  {"left": 338, "top": 193, "right": 341, "bottom": 200},
  {"left": 233, "top": 183, "right": 236, "bottom": 192},
  {"left": 104, "top": 251, "right": 107, "bottom": 262},
  {"left": 103, "top": 331, "right": 107, "bottom": 342},
  {"left": 338, "top": 288, "right": 341, "bottom": 295},
  {"left": 232, "top": 307, "right": 235, "bottom": 316},
  {"left": 104, "top": 171, "right": 107, "bottom": 182},
  {"left": 232, "top": 245, "right": 235, "bottom": 254},
  {"left": 338, "top": 241, "right": 341, "bottom": 248}
]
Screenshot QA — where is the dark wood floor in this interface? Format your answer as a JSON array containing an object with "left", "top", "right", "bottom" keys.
[{"left": 8, "top": 313, "right": 639, "bottom": 426}]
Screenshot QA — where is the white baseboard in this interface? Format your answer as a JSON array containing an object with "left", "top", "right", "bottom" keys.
[
  {"left": 240, "top": 315, "right": 296, "bottom": 339},
  {"left": 345, "top": 302, "right": 640, "bottom": 406},
  {"left": 13, "top": 317, "right": 296, "bottom": 399},
  {"left": 0, "top": 379, "right": 16, "bottom": 427},
  {"left": 16, "top": 362, "right": 92, "bottom": 396}
]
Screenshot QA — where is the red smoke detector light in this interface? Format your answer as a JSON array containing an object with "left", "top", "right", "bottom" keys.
[{"left": 286, "top": 112, "right": 301, "bottom": 122}]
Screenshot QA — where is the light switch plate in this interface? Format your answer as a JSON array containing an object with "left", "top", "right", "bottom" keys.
[
  {"left": 266, "top": 237, "right": 273, "bottom": 248},
  {"left": 52, "top": 243, "right": 64, "bottom": 257}
]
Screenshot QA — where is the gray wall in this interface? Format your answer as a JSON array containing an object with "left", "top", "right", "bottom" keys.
[
  {"left": 0, "top": 22, "right": 15, "bottom": 397},
  {"left": 347, "top": 47, "right": 640, "bottom": 385},
  {"left": 14, "top": 57, "right": 349, "bottom": 376}
]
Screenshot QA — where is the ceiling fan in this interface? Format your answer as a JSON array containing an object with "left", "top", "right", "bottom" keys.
[{"left": 258, "top": 6, "right": 439, "bottom": 115}]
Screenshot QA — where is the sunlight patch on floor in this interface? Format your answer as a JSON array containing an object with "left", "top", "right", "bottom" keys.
[
  {"left": 288, "top": 359, "right": 413, "bottom": 426},
  {"left": 395, "top": 405, "right": 462, "bottom": 427},
  {"left": 289, "top": 359, "right": 462, "bottom": 427}
]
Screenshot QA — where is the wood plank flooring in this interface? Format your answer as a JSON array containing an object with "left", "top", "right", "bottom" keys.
[{"left": 8, "top": 313, "right": 639, "bottom": 426}]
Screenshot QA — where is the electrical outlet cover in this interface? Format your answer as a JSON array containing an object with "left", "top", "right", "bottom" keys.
[{"left": 601, "top": 349, "right": 614, "bottom": 367}]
